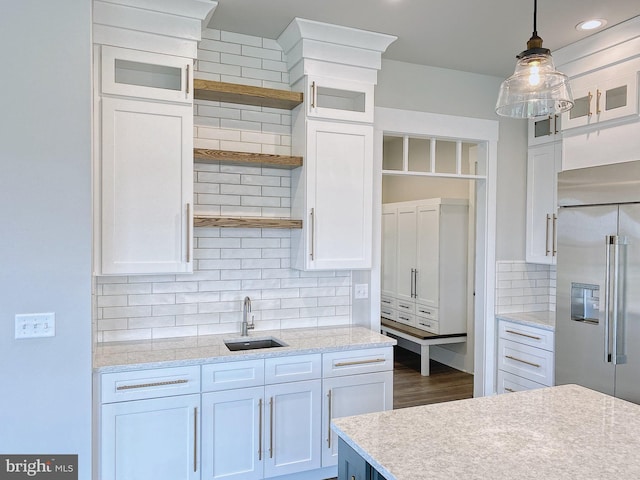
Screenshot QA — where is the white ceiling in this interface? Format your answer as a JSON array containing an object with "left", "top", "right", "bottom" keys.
[{"left": 208, "top": 0, "right": 640, "bottom": 78}]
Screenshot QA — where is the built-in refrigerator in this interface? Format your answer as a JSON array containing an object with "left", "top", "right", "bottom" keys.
[{"left": 556, "top": 160, "right": 640, "bottom": 404}]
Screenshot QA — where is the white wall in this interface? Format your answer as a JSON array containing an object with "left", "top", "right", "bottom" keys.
[
  {"left": 0, "top": 0, "right": 92, "bottom": 473},
  {"left": 377, "top": 59, "right": 527, "bottom": 262}
]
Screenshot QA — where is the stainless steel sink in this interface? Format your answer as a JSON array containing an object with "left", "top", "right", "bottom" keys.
[{"left": 224, "top": 337, "right": 287, "bottom": 351}]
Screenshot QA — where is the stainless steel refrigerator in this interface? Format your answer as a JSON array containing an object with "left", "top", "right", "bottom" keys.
[{"left": 556, "top": 160, "right": 640, "bottom": 403}]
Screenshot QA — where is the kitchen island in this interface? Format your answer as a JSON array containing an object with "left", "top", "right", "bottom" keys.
[{"left": 332, "top": 384, "right": 640, "bottom": 480}]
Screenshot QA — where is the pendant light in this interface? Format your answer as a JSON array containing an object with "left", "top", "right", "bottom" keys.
[{"left": 495, "top": 0, "right": 573, "bottom": 118}]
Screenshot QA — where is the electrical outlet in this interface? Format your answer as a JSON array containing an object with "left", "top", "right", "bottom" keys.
[
  {"left": 354, "top": 284, "right": 369, "bottom": 299},
  {"left": 15, "top": 313, "right": 55, "bottom": 339}
]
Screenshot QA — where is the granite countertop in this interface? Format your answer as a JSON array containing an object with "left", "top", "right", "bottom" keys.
[
  {"left": 93, "top": 325, "right": 396, "bottom": 373},
  {"left": 333, "top": 384, "right": 640, "bottom": 480},
  {"left": 496, "top": 310, "right": 556, "bottom": 331}
]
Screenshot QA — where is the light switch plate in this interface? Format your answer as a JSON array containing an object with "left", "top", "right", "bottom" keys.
[
  {"left": 354, "top": 283, "right": 369, "bottom": 299},
  {"left": 15, "top": 312, "right": 55, "bottom": 339}
]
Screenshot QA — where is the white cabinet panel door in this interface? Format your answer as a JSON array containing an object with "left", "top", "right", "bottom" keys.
[
  {"left": 415, "top": 204, "right": 439, "bottom": 308},
  {"left": 100, "top": 97, "right": 193, "bottom": 274},
  {"left": 201, "top": 387, "right": 263, "bottom": 480},
  {"left": 381, "top": 205, "right": 397, "bottom": 298},
  {"left": 526, "top": 143, "right": 560, "bottom": 265},
  {"left": 321, "top": 371, "right": 393, "bottom": 466},
  {"left": 299, "top": 121, "right": 373, "bottom": 270},
  {"left": 264, "top": 380, "right": 322, "bottom": 478},
  {"left": 395, "top": 206, "right": 417, "bottom": 302},
  {"left": 101, "top": 394, "right": 199, "bottom": 480}
]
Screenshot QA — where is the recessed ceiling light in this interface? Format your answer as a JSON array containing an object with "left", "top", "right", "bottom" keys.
[{"left": 576, "top": 19, "right": 607, "bottom": 31}]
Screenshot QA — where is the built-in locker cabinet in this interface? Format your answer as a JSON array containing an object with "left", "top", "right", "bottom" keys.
[
  {"left": 380, "top": 199, "right": 468, "bottom": 335},
  {"left": 526, "top": 143, "right": 561, "bottom": 265},
  {"left": 291, "top": 120, "right": 373, "bottom": 270}
]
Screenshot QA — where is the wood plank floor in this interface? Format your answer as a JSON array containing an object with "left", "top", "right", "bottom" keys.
[{"left": 393, "top": 346, "right": 474, "bottom": 409}]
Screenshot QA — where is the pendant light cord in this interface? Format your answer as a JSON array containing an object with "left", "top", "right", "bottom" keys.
[{"left": 533, "top": 0, "right": 538, "bottom": 36}]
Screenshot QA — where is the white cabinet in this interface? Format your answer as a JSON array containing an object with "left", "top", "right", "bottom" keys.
[
  {"left": 291, "top": 120, "right": 373, "bottom": 270},
  {"left": 526, "top": 143, "right": 561, "bottom": 265},
  {"left": 320, "top": 347, "right": 394, "bottom": 467},
  {"left": 497, "top": 320, "right": 555, "bottom": 394},
  {"left": 101, "top": 46, "right": 193, "bottom": 103},
  {"left": 98, "top": 366, "right": 201, "bottom": 480},
  {"left": 381, "top": 199, "right": 468, "bottom": 335},
  {"left": 528, "top": 115, "right": 561, "bottom": 146},
  {"left": 562, "top": 60, "right": 639, "bottom": 131},
  {"left": 95, "top": 45, "right": 194, "bottom": 275},
  {"left": 305, "top": 76, "right": 374, "bottom": 123},
  {"left": 201, "top": 355, "right": 322, "bottom": 480}
]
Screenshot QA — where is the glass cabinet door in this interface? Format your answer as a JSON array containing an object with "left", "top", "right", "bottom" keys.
[
  {"left": 307, "top": 76, "right": 374, "bottom": 123},
  {"left": 101, "top": 46, "right": 192, "bottom": 103}
]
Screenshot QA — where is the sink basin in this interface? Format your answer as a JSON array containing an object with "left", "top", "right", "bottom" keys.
[{"left": 225, "top": 337, "right": 287, "bottom": 351}]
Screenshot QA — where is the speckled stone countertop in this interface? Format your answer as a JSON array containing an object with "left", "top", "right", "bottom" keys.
[
  {"left": 496, "top": 310, "right": 556, "bottom": 331},
  {"left": 333, "top": 384, "right": 640, "bottom": 480},
  {"left": 93, "top": 325, "right": 396, "bottom": 373}
]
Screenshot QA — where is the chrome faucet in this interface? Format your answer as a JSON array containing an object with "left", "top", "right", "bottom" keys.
[{"left": 241, "top": 296, "right": 254, "bottom": 336}]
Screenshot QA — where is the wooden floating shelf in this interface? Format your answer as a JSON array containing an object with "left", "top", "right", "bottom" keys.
[
  {"left": 193, "top": 79, "right": 303, "bottom": 110},
  {"left": 194, "top": 149, "right": 303, "bottom": 169},
  {"left": 194, "top": 216, "right": 303, "bottom": 229}
]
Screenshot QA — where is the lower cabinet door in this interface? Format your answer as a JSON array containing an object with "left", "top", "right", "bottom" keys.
[
  {"left": 322, "top": 371, "right": 393, "bottom": 467},
  {"left": 201, "top": 387, "right": 263, "bottom": 480},
  {"left": 264, "top": 380, "right": 322, "bottom": 478},
  {"left": 101, "top": 394, "right": 200, "bottom": 480},
  {"left": 338, "top": 438, "right": 368, "bottom": 480}
]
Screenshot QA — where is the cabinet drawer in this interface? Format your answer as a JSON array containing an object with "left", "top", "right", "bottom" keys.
[
  {"left": 265, "top": 354, "right": 321, "bottom": 384},
  {"left": 323, "top": 347, "right": 393, "bottom": 378},
  {"left": 380, "top": 295, "right": 396, "bottom": 309},
  {"left": 497, "top": 370, "right": 548, "bottom": 394},
  {"left": 415, "top": 305, "right": 439, "bottom": 321},
  {"left": 380, "top": 305, "right": 396, "bottom": 321},
  {"left": 498, "top": 338, "right": 554, "bottom": 386},
  {"left": 396, "top": 299, "right": 415, "bottom": 314},
  {"left": 415, "top": 317, "right": 439, "bottom": 334},
  {"left": 395, "top": 311, "right": 415, "bottom": 327},
  {"left": 202, "top": 359, "right": 264, "bottom": 392},
  {"left": 499, "top": 320, "right": 554, "bottom": 351},
  {"left": 101, "top": 366, "right": 200, "bottom": 403}
]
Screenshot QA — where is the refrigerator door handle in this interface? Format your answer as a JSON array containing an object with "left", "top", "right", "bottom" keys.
[
  {"left": 604, "top": 236, "right": 613, "bottom": 363},
  {"left": 612, "top": 235, "right": 628, "bottom": 365}
]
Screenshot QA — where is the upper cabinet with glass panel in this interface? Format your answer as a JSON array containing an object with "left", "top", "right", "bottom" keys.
[
  {"left": 383, "top": 135, "right": 481, "bottom": 178},
  {"left": 306, "top": 76, "right": 374, "bottom": 123},
  {"left": 101, "top": 46, "right": 193, "bottom": 103},
  {"left": 561, "top": 58, "right": 639, "bottom": 131}
]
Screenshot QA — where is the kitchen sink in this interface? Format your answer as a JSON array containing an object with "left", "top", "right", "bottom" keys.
[{"left": 224, "top": 337, "right": 287, "bottom": 351}]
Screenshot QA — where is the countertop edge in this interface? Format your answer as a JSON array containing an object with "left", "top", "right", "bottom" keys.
[{"left": 495, "top": 310, "right": 556, "bottom": 331}]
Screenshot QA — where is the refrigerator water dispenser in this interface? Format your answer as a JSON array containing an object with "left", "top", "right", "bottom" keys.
[{"left": 571, "top": 283, "right": 600, "bottom": 324}]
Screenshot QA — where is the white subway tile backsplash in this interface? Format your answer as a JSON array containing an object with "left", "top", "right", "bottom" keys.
[
  {"left": 495, "top": 261, "right": 555, "bottom": 314},
  {"left": 95, "top": 28, "right": 353, "bottom": 342}
]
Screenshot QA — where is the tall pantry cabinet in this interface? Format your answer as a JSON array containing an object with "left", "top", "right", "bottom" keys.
[
  {"left": 277, "top": 18, "right": 397, "bottom": 271},
  {"left": 381, "top": 198, "right": 468, "bottom": 335},
  {"left": 92, "top": 0, "right": 217, "bottom": 275}
]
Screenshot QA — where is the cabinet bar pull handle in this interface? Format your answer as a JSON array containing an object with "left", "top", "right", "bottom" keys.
[
  {"left": 193, "top": 407, "right": 197, "bottom": 472},
  {"left": 310, "top": 208, "right": 315, "bottom": 260},
  {"left": 545, "top": 214, "right": 551, "bottom": 256},
  {"left": 334, "top": 358, "right": 386, "bottom": 367},
  {"left": 258, "top": 398, "right": 263, "bottom": 460},
  {"left": 410, "top": 268, "right": 414, "bottom": 298},
  {"left": 381, "top": 299, "right": 391, "bottom": 304},
  {"left": 552, "top": 214, "right": 557, "bottom": 256},
  {"left": 399, "top": 304, "right": 410, "bottom": 309},
  {"left": 186, "top": 64, "right": 190, "bottom": 95},
  {"left": 413, "top": 269, "right": 418, "bottom": 298},
  {"left": 505, "top": 355, "right": 541, "bottom": 368},
  {"left": 554, "top": 115, "right": 559, "bottom": 134},
  {"left": 327, "top": 390, "right": 332, "bottom": 448},
  {"left": 547, "top": 115, "right": 553, "bottom": 136},
  {"left": 419, "top": 322, "right": 431, "bottom": 328},
  {"left": 504, "top": 387, "right": 516, "bottom": 393},
  {"left": 186, "top": 203, "right": 192, "bottom": 263},
  {"left": 399, "top": 316, "right": 410, "bottom": 322},
  {"left": 419, "top": 309, "right": 432, "bottom": 315},
  {"left": 116, "top": 379, "right": 188, "bottom": 390},
  {"left": 596, "top": 89, "right": 601, "bottom": 114},
  {"left": 587, "top": 91, "right": 593, "bottom": 117},
  {"left": 269, "top": 397, "right": 274, "bottom": 459},
  {"left": 505, "top": 329, "right": 541, "bottom": 340},
  {"left": 311, "top": 81, "right": 317, "bottom": 109}
]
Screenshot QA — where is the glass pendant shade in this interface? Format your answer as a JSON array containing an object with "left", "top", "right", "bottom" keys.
[{"left": 496, "top": 51, "right": 574, "bottom": 118}]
